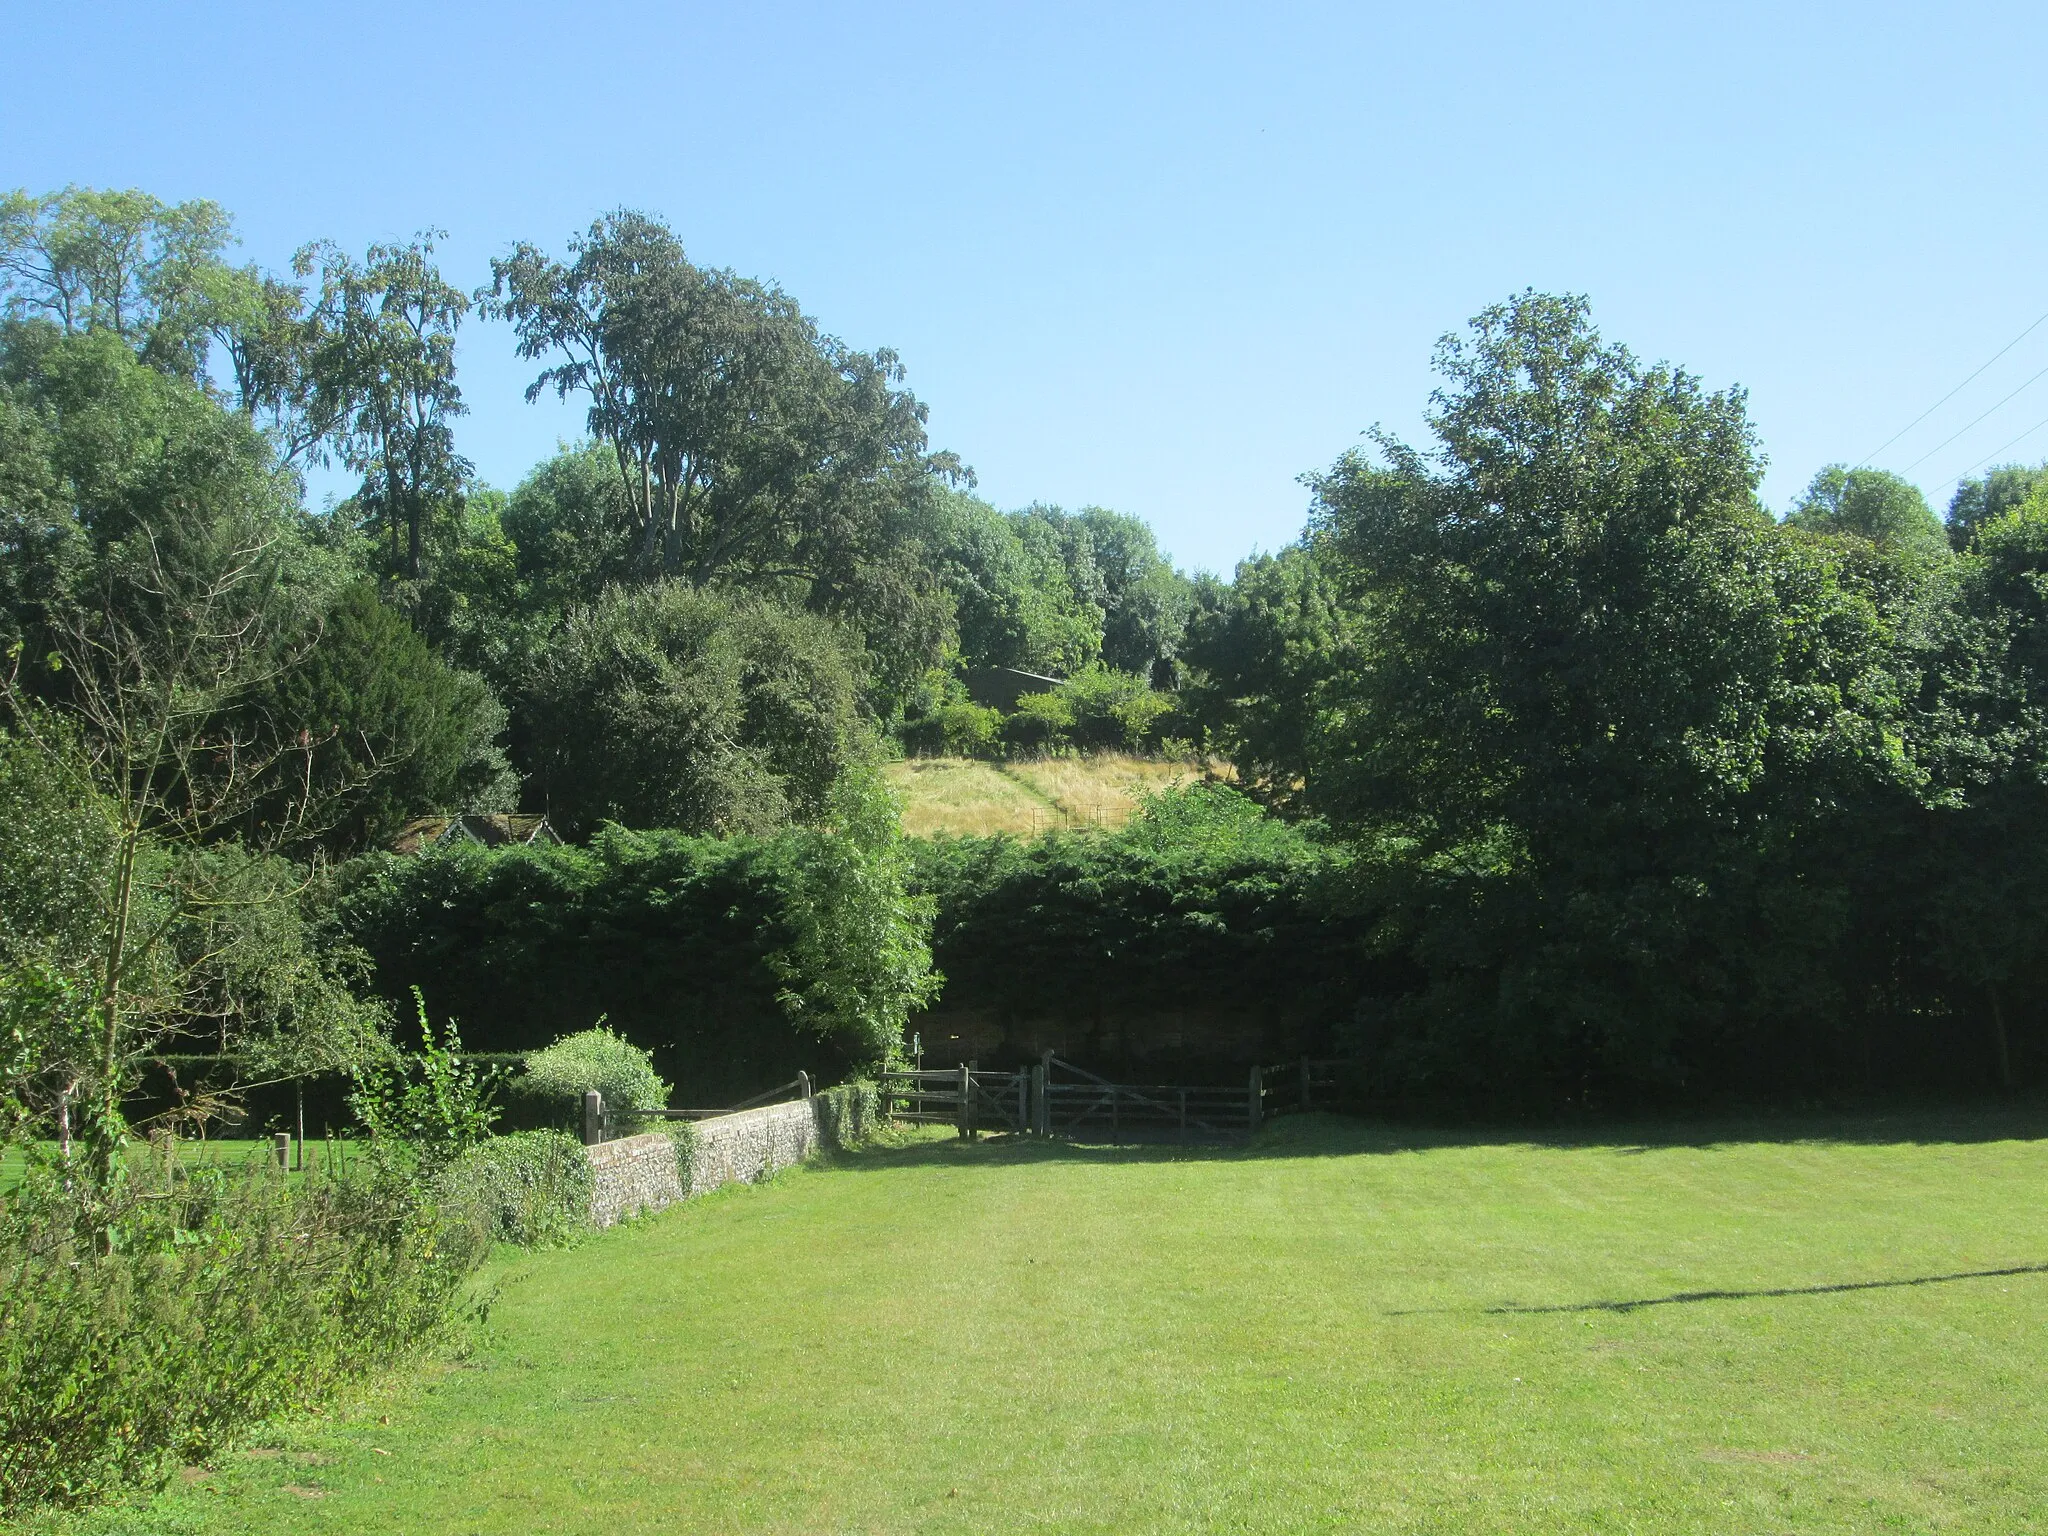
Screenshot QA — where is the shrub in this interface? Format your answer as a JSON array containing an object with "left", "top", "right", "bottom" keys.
[
  {"left": 520, "top": 1026, "right": 669, "bottom": 1126},
  {"left": 1057, "top": 664, "right": 1181, "bottom": 750},
  {"left": 348, "top": 992, "right": 501, "bottom": 1175},
  {"left": 328, "top": 766, "right": 939, "bottom": 1101},
  {"left": 0, "top": 1149, "right": 472, "bottom": 1516},
  {"left": 1003, "top": 689, "right": 1074, "bottom": 752},
  {"left": 436, "top": 1130, "right": 594, "bottom": 1247}
]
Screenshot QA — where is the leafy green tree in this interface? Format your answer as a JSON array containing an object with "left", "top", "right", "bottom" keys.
[
  {"left": 768, "top": 764, "right": 941, "bottom": 1064},
  {"left": 1180, "top": 542, "right": 1357, "bottom": 805},
  {"left": 1072, "top": 506, "right": 1193, "bottom": 680},
  {"left": 1946, "top": 462, "right": 2048, "bottom": 552},
  {"left": 482, "top": 212, "right": 960, "bottom": 700},
  {"left": 1308, "top": 292, "right": 1921, "bottom": 1101},
  {"left": 524, "top": 582, "right": 870, "bottom": 837},
  {"left": 0, "top": 186, "right": 240, "bottom": 381},
  {"left": 237, "top": 583, "right": 512, "bottom": 857},
  {"left": 302, "top": 234, "right": 471, "bottom": 582},
  {"left": 1785, "top": 464, "right": 1945, "bottom": 552}
]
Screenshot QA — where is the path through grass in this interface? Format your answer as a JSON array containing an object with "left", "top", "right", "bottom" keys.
[{"left": 50, "top": 1109, "right": 2048, "bottom": 1533}]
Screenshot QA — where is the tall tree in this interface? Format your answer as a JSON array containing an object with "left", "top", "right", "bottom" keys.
[
  {"left": 481, "top": 211, "right": 961, "bottom": 699},
  {"left": 1308, "top": 292, "right": 1922, "bottom": 1101},
  {"left": 1947, "top": 462, "right": 2048, "bottom": 551},
  {"left": 1785, "top": 464, "right": 1945, "bottom": 552},
  {"left": 304, "top": 234, "right": 471, "bottom": 581}
]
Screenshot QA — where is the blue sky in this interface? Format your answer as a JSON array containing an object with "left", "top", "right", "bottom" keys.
[{"left": 6, "top": 0, "right": 2044, "bottom": 573}]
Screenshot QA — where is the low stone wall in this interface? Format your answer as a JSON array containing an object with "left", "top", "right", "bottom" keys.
[{"left": 584, "top": 1086, "right": 877, "bottom": 1229}]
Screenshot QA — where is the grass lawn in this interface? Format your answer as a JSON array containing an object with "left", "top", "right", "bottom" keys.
[
  {"left": 885, "top": 752, "right": 1216, "bottom": 837},
  {"left": 42, "top": 1107, "right": 2048, "bottom": 1534},
  {"left": 0, "top": 1138, "right": 344, "bottom": 1192}
]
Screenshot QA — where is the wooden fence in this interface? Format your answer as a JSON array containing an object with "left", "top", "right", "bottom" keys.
[{"left": 879, "top": 1054, "right": 1366, "bottom": 1144}]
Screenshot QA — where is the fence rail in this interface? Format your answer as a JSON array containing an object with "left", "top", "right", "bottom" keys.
[{"left": 881, "top": 1054, "right": 1367, "bottom": 1144}]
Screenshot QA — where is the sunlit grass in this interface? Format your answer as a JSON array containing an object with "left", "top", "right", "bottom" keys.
[
  {"left": 885, "top": 752, "right": 1224, "bottom": 838},
  {"left": 58, "top": 1105, "right": 2048, "bottom": 1534}
]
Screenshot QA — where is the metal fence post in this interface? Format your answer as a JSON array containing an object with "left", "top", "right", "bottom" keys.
[
  {"left": 583, "top": 1089, "right": 604, "bottom": 1146},
  {"left": 798, "top": 1070, "right": 812, "bottom": 1101}
]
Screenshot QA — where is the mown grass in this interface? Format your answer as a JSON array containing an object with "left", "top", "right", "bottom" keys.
[
  {"left": 885, "top": 752, "right": 1216, "bottom": 838},
  {"left": 35, "top": 1107, "right": 2048, "bottom": 1534},
  {"left": 0, "top": 1138, "right": 344, "bottom": 1193}
]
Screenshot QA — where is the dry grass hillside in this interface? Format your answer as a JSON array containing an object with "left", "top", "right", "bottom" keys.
[{"left": 884, "top": 753, "right": 1227, "bottom": 838}]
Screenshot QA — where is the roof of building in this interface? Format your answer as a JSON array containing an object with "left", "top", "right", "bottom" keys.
[{"left": 388, "top": 813, "right": 562, "bottom": 856}]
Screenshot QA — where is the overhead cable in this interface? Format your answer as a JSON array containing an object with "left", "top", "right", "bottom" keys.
[
  {"left": 1900, "top": 359, "right": 2048, "bottom": 473},
  {"left": 1858, "top": 307, "right": 2048, "bottom": 466}
]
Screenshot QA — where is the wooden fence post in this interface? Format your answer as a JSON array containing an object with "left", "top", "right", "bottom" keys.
[
  {"left": 957, "top": 1063, "right": 971, "bottom": 1140},
  {"left": 583, "top": 1089, "right": 604, "bottom": 1146},
  {"left": 1248, "top": 1064, "right": 1263, "bottom": 1132},
  {"left": 1300, "top": 1055, "right": 1312, "bottom": 1112},
  {"left": 1031, "top": 1063, "right": 1047, "bottom": 1136},
  {"left": 272, "top": 1131, "right": 290, "bottom": 1169},
  {"left": 1016, "top": 1071, "right": 1026, "bottom": 1134}
]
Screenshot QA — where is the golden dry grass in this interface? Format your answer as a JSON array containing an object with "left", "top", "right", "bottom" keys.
[{"left": 884, "top": 752, "right": 1221, "bottom": 838}]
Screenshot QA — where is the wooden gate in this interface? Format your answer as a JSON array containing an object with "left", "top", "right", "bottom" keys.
[
  {"left": 879, "top": 1065, "right": 1029, "bottom": 1138},
  {"left": 1037, "top": 1055, "right": 1259, "bottom": 1141}
]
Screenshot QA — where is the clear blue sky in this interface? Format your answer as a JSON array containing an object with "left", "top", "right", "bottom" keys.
[{"left": 6, "top": 0, "right": 2044, "bottom": 574}]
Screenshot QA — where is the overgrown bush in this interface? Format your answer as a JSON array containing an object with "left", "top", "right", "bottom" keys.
[
  {"left": 520, "top": 1026, "right": 669, "bottom": 1126},
  {"left": 0, "top": 1149, "right": 473, "bottom": 1516},
  {"left": 436, "top": 1130, "right": 594, "bottom": 1247},
  {"left": 1058, "top": 665, "right": 1180, "bottom": 750},
  {"left": 1003, "top": 689, "right": 1075, "bottom": 752},
  {"left": 900, "top": 698, "right": 1004, "bottom": 757}
]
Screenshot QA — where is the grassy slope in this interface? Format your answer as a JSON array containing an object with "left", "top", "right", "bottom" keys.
[
  {"left": 885, "top": 753, "right": 1212, "bottom": 837},
  {"left": 48, "top": 1109, "right": 2048, "bottom": 1535}
]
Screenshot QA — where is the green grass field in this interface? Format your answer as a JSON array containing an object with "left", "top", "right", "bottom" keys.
[
  {"left": 884, "top": 753, "right": 1216, "bottom": 837},
  {"left": 42, "top": 1108, "right": 2048, "bottom": 1534},
  {"left": 1, "top": 1138, "right": 343, "bottom": 1192}
]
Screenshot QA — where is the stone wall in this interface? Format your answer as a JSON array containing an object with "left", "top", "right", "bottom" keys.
[{"left": 584, "top": 1087, "right": 876, "bottom": 1229}]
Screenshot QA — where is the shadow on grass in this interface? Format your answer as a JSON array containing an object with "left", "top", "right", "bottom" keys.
[
  {"left": 825, "top": 1097, "right": 2048, "bottom": 1175},
  {"left": 1462, "top": 1263, "right": 2048, "bottom": 1317}
]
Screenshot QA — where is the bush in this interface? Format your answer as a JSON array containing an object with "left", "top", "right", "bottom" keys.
[
  {"left": 520, "top": 1027, "right": 669, "bottom": 1126},
  {"left": 524, "top": 583, "right": 871, "bottom": 838},
  {"left": 1003, "top": 689, "right": 1074, "bottom": 752},
  {"left": 1057, "top": 665, "right": 1179, "bottom": 751},
  {"left": 436, "top": 1130, "right": 594, "bottom": 1247},
  {"left": 0, "top": 1149, "right": 473, "bottom": 1516}
]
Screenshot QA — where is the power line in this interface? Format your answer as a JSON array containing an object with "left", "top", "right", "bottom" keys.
[
  {"left": 1930, "top": 409, "right": 2048, "bottom": 499},
  {"left": 1899, "top": 358, "right": 2048, "bottom": 473},
  {"left": 1858, "top": 307, "right": 2048, "bottom": 466}
]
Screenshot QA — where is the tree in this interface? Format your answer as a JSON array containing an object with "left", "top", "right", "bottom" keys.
[
  {"left": 0, "top": 186, "right": 239, "bottom": 381},
  {"left": 1947, "top": 462, "right": 2048, "bottom": 552},
  {"left": 1307, "top": 292, "right": 1921, "bottom": 1102},
  {"left": 1072, "top": 506, "right": 1193, "bottom": 681},
  {"left": 523, "top": 582, "right": 870, "bottom": 838},
  {"left": 303, "top": 234, "right": 471, "bottom": 582},
  {"left": 236, "top": 583, "right": 513, "bottom": 857},
  {"left": 1179, "top": 542, "right": 1357, "bottom": 805},
  {"left": 0, "top": 327, "right": 394, "bottom": 1197},
  {"left": 481, "top": 211, "right": 961, "bottom": 696},
  {"left": 1785, "top": 464, "right": 1945, "bottom": 552}
]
